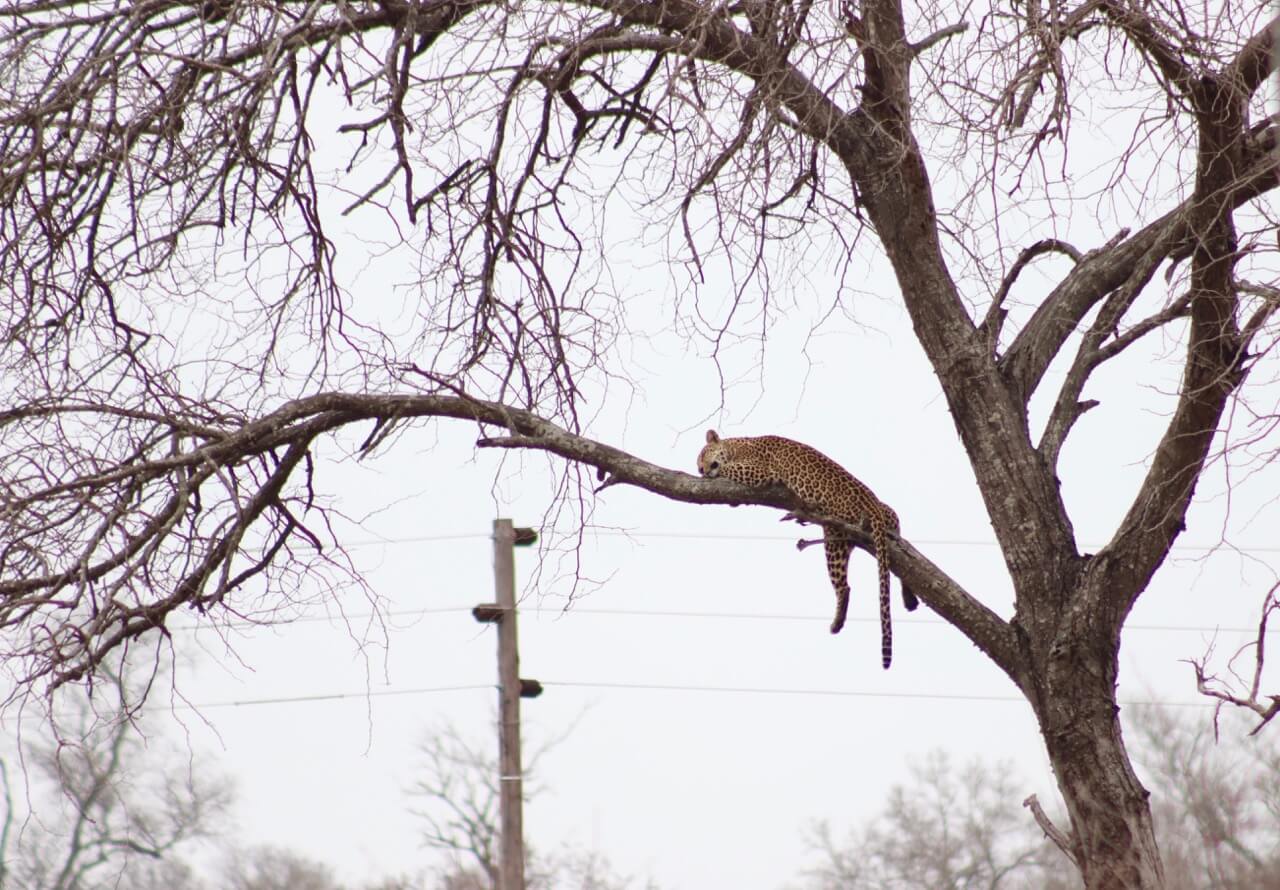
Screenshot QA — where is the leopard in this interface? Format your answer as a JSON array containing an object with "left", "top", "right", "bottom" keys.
[{"left": 696, "top": 429, "right": 918, "bottom": 668}]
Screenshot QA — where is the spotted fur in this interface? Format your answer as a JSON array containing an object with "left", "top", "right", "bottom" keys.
[{"left": 697, "top": 429, "right": 918, "bottom": 668}]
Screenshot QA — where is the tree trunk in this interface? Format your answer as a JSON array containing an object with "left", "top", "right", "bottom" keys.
[{"left": 1024, "top": 598, "right": 1166, "bottom": 890}]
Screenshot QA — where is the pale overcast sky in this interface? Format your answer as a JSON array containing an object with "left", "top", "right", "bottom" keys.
[
  {"left": 137, "top": 282, "right": 1278, "bottom": 889},
  {"left": 7, "top": 10, "right": 1277, "bottom": 887}
]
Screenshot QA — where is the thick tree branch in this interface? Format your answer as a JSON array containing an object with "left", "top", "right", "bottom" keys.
[
  {"left": 1087, "top": 66, "right": 1255, "bottom": 626},
  {"left": 1001, "top": 123, "right": 1278, "bottom": 403},
  {"left": 479, "top": 420, "right": 1021, "bottom": 679},
  {"left": 1, "top": 391, "right": 1023, "bottom": 691},
  {"left": 909, "top": 21, "right": 968, "bottom": 57},
  {"left": 1094, "top": 0, "right": 1198, "bottom": 97},
  {"left": 1224, "top": 14, "right": 1279, "bottom": 97},
  {"left": 1036, "top": 241, "right": 1190, "bottom": 470},
  {"left": 980, "top": 238, "right": 1083, "bottom": 354}
]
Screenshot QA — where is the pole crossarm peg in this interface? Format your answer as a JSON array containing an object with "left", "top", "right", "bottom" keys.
[{"left": 472, "top": 603, "right": 504, "bottom": 623}]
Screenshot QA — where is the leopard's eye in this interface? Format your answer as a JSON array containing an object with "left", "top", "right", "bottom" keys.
[{"left": 709, "top": 460, "right": 720, "bottom": 471}]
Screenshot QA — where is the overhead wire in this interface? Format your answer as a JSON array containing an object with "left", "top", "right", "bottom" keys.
[
  {"left": 539, "top": 680, "right": 1219, "bottom": 708},
  {"left": 167, "top": 604, "right": 1278, "bottom": 636},
  {"left": 139, "top": 678, "right": 1222, "bottom": 712},
  {"left": 338, "top": 528, "right": 1280, "bottom": 554},
  {"left": 155, "top": 683, "right": 491, "bottom": 712},
  {"left": 141, "top": 529, "right": 1273, "bottom": 712}
]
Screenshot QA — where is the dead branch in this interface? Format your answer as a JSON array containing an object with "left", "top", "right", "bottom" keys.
[
  {"left": 1185, "top": 582, "right": 1280, "bottom": 737},
  {"left": 1023, "top": 793, "right": 1079, "bottom": 867},
  {"left": 909, "top": 21, "right": 968, "bottom": 56},
  {"left": 980, "top": 238, "right": 1083, "bottom": 353}
]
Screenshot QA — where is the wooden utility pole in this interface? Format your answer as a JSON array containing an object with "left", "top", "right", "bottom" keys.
[{"left": 472, "top": 519, "right": 540, "bottom": 890}]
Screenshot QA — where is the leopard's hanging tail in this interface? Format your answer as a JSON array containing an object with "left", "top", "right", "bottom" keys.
[
  {"left": 872, "top": 520, "right": 892, "bottom": 669},
  {"left": 883, "top": 511, "right": 919, "bottom": 613}
]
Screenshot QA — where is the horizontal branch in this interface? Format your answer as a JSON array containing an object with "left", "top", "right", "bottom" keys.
[
  {"left": 474, "top": 411, "right": 1023, "bottom": 680},
  {"left": 0, "top": 391, "right": 1024, "bottom": 694}
]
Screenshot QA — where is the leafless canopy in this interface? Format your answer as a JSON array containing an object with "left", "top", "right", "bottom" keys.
[
  {"left": 0, "top": 668, "right": 228, "bottom": 890},
  {"left": 0, "top": 2, "right": 1277, "bottom": 885},
  {"left": 1, "top": 0, "right": 1271, "bottom": 695}
]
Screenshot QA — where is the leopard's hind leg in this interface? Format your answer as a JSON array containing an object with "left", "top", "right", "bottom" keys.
[{"left": 821, "top": 530, "right": 852, "bottom": 634}]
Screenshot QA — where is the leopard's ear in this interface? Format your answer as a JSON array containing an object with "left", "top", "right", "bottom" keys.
[{"left": 705, "top": 429, "right": 720, "bottom": 444}]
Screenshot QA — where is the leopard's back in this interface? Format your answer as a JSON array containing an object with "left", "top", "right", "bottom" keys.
[{"left": 700, "top": 433, "right": 882, "bottom": 527}]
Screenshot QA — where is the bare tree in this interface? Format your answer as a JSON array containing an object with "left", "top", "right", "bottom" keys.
[
  {"left": 0, "top": 671, "right": 229, "bottom": 890},
  {"left": 408, "top": 722, "right": 652, "bottom": 890},
  {"left": 798, "top": 752, "right": 1080, "bottom": 890},
  {"left": 219, "top": 846, "right": 433, "bottom": 890},
  {"left": 800, "top": 707, "right": 1280, "bottom": 890},
  {"left": 409, "top": 725, "right": 504, "bottom": 888},
  {"left": 222, "top": 846, "right": 352, "bottom": 890},
  {"left": 1129, "top": 706, "right": 1280, "bottom": 890},
  {"left": 0, "top": 1, "right": 1277, "bottom": 887}
]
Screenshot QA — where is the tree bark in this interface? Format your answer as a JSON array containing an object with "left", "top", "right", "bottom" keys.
[
  {"left": 1037, "top": 671, "right": 1165, "bottom": 890},
  {"left": 1020, "top": 580, "right": 1166, "bottom": 889}
]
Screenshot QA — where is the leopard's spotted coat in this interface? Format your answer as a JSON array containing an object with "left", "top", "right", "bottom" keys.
[{"left": 697, "top": 430, "right": 917, "bottom": 668}]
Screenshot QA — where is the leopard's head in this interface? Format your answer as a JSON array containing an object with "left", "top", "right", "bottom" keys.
[{"left": 697, "top": 429, "right": 727, "bottom": 478}]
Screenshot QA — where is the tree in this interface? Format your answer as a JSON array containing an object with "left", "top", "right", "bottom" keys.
[
  {"left": 222, "top": 846, "right": 352, "bottom": 890},
  {"left": 0, "top": 672, "right": 228, "bottom": 890},
  {"left": 0, "top": 675, "right": 447, "bottom": 890},
  {"left": 0, "top": 2, "right": 1276, "bottom": 887},
  {"left": 408, "top": 723, "right": 653, "bottom": 890},
  {"left": 409, "top": 725, "right": 504, "bottom": 889},
  {"left": 799, "top": 752, "right": 1080, "bottom": 890},
  {"left": 218, "top": 845, "right": 441, "bottom": 890},
  {"left": 1129, "top": 706, "right": 1280, "bottom": 890},
  {"left": 800, "top": 707, "right": 1280, "bottom": 890}
]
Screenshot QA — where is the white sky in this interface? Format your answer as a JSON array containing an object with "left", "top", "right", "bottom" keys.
[
  {"left": 134, "top": 296, "right": 1278, "bottom": 890},
  {"left": 6, "top": 10, "right": 1279, "bottom": 888}
]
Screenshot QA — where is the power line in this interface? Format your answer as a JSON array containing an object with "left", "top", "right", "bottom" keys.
[
  {"left": 155, "top": 683, "right": 490, "bottom": 712},
  {"left": 169, "top": 605, "right": 1277, "bottom": 637},
  {"left": 532, "top": 607, "right": 1271, "bottom": 636},
  {"left": 340, "top": 528, "right": 1280, "bottom": 555},
  {"left": 542, "top": 680, "right": 1022, "bottom": 702},
  {"left": 540, "top": 680, "right": 1219, "bottom": 709},
  {"left": 140, "top": 679, "right": 1219, "bottom": 712},
  {"left": 345, "top": 532, "right": 490, "bottom": 547}
]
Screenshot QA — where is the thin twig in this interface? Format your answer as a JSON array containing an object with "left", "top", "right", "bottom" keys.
[{"left": 1184, "top": 582, "right": 1280, "bottom": 737}]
